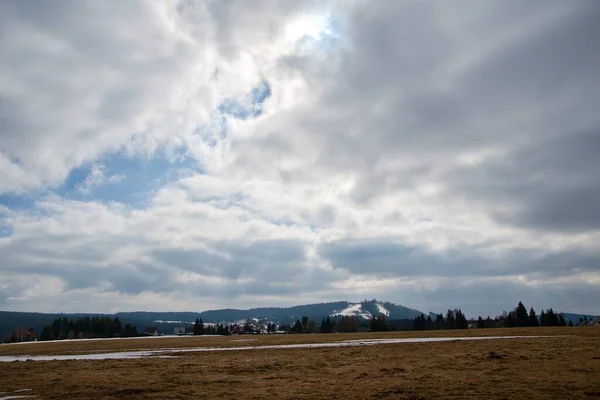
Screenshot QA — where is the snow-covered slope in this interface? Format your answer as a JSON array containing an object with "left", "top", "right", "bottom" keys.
[
  {"left": 331, "top": 303, "right": 374, "bottom": 320},
  {"left": 330, "top": 300, "right": 421, "bottom": 320}
]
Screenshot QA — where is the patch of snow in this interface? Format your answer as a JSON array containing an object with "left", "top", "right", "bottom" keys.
[
  {"left": 0, "top": 336, "right": 547, "bottom": 362},
  {"left": 0, "top": 392, "right": 34, "bottom": 400},
  {"left": 331, "top": 303, "right": 373, "bottom": 320},
  {"left": 153, "top": 320, "right": 194, "bottom": 324},
  {"left": 1, "top": 335, "right": 224, "bottom": 346},
  {"left": 376, "top": 303, "right": 390, "bottom": 316}
]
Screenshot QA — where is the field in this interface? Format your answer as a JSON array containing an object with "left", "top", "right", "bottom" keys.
[{"left": 1, "top": 327, "right": 599, "bottom": 399}]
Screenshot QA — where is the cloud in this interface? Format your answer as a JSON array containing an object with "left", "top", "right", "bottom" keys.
[
  {"left": 1, "top": 0, "right": 599, "bottom": 315},
  {"left": 76, "top": 164, "right": 126, "bottom": 194}
]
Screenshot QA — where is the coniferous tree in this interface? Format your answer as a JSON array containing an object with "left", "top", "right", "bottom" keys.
[
  {"left": 110, "top": 318, "right": 122, "bottom": 337},
  {"left": 293, "top": 319, "right": 303, "bottom": 333},
  {"left": 568, "top": 320, "right": 574, "bottom": 327},
  {"left": 540, "top": 310, "right": 547, "bottom": 327},
  {"left": 307, "top": 320, "right": 317, "bottom": 333},
  {"left": 528, "top": 307, "right": 539, "bottom": 327},
  {"left": 435, "top": 314, "right": 444, "bottom": 330},
  {"left": 446, "top": 310, "right": 456, "bottom": 329},
  {"left": 426, "top": 315, "right": 434, "bottom": 330},
  {"left": 193, "top": 318, "right": 205, "bottom": 335},
  {"left": 455, "top": 309, "right": 468, "bottom": 329},
  {"left": 122, "top": 323, "right": 137, "bottom": 337},
  {"left": 558, "top": 314, "right": 566, "bottom": 327},
  {"left": 39, "top": 325, "right": 55, "bottom": 341},
  {"left": 515, "top": 302, "right": 529, "bottom": 327},
  {"left": 299, "top": 316, "right": 308, "bottom": 333},
  {"left": 505, "top": 313, "right": 515, "bottom": 328}
]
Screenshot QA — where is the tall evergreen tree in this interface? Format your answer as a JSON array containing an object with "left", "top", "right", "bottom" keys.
[
  {"left": 515, "top": 302, "right": 529, "bottom": 327},
  {"left": 435, "top": 314, "right": 444, "bottom": 330},
  {"left": 540, "top": 310, "right": 547, "bottom": 327},
  {"left": 446, "top": 310, "right": 456, "bottom": 329},
  {"left": 301, "top": 316, "right": 309, "bottom": 333},
  {"left": 558, "top": 314, "right": 566, "bottom": 327},
  {"left": 293, "top": 319, "right": 303, "bottom": 333},
  {"left": 426, "top": 315, "right": 434, "bottom": 330},
  {"left": 528, "top": 307, "right": 539, "bottom": 327},
  {"left": 477, "top": 316, "right": 484, "bottom": 329},
  {"left": 39, "top": 325, "right": 55, "bottom": 341},
  {"left": 193, "top": 318, "right": 205, "bottom": 335}
]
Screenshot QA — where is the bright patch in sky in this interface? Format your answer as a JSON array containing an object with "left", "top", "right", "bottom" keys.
[{"left": 285, "top": 14, "right": 333, "bottom": 41}]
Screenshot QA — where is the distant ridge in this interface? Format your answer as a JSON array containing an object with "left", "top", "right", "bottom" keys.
[{"left": 0, "top": 299, "right": 422, "bottom": 339}]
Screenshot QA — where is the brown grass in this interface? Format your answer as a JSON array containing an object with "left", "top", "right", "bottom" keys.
[{"left": 1, "top": 327, "right": 599, "bottom": 399}]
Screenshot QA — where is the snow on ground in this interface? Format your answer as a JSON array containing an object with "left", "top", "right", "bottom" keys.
[
  {"left": 0, "top": 335, "right": 223, "bottom": 346},
  {"left": 376, "top": 304, "right": 390, "bottom": 316},
  {"left": 0, "top": 336, "right": 546, "bottom": 362},
  {"left": 0, "top": 389, "right": 34, "bottom": 400},
  {"left": 153, "top": 320, "right": 195, "bottom": 324},
  {"left": 331, "top": 303, "right": 372, "bottom": 320}
]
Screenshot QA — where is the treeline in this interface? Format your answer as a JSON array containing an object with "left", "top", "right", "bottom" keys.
[
  {"left": 36, "top": 316, "right": 139, "bottom": 341},
  {"left": 476, "top": 301, "right": 571, "bottom": 328},
  {"left": 412, "top": 309, "right": 469, "bottom": 330},
  {"left": 191, "top": 318, "right": 231, "bottom": 335}
]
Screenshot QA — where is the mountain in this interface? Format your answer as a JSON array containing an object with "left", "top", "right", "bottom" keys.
[
  {"left": 0, "top": 299, "right": 422, "bottom": 340},
  {"left": 331, "top": 299, "right": 422, "bottom": 320},
  {"left": 562, "top": 312, "right": 598, "bottom": 325}
]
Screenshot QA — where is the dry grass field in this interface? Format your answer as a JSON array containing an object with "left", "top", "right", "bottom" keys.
[{"left": 1, "top": 327, "right": 599, "bottom": 399}]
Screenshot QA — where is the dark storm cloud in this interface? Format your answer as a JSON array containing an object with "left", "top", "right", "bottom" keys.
[
  {"left": 447, "top": 129, "right": 600, "bottom": 232},
  {"left": 319, "top": 239, "right": 600, "bottom": 279}
]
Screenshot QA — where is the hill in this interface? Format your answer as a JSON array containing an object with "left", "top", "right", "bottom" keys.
[{"left": 0, "top": 299, "right": 421, "bottom": 340}]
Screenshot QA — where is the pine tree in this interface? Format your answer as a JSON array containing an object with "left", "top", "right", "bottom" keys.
[
  {"left": 426, "top": 315, "right": 434, "bottom": 330},
  {"left": 293, "top": 319, "right": 303, "bottom": 333},
  {"left": 435, "top": 314, "right": 444, "bottom": 330},
  {"left": 515, "top": 302, "right": 528, "bottom": 327},
  {"left": 558, "top": 314, "right": 566, "bottom": 326},
  {"left": 505, "top": 313, "right": 515, "bottom": 328},
  {"left": 193, "top": 318, "right": 205, "bottom": 335},
  {"left": 301, "top": 316, "right": 309, "bottom": 333},
  {"left": 446, "top": 310, "right": 456, "bottom": 329},
  {"left": 540, "top": 310, "right": 547, "bottom": 327},
  {"left": 122, "top": 323, "right": 137, "bottom": 337},
  {"left": 110, "top": 318, "right": 122, "bottom": 337},
  {"left": 477, "top": 316, "right": 484, "bottom": 329},
  {"left": 528, "top": 307, "right": 539, "bottom": 327},
  {"left": 547, "top": 309, "right": 558, "bottom": 326},
  {"left": 39, "top": 325, "right": 55, "bottom": 341}
]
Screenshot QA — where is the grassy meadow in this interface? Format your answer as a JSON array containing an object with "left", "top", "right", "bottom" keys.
[{"left": 0, "top": 327, "right": 599, "bottom": 399}]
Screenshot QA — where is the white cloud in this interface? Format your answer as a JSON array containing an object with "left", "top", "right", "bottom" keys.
[
  {"left": 76, "top": 164, "right": 126, "bottom": 194},
  {"left": 1, "top": 0, "right": 599, "bottom": 315}
]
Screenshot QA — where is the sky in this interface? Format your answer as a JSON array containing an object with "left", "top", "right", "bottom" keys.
[{"left": 1, "top": 0, "right": 599, "bottom": 317}]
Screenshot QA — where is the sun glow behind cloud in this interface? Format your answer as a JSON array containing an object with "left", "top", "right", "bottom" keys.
[{"left": 285, "top": 14, "right": 333, "bottom": 42}]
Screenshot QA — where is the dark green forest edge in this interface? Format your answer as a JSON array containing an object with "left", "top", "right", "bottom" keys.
[{"left": 2, "top": 300, "right": 596, "bottom": 344}]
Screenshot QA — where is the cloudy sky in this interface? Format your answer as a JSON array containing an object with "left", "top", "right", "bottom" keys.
[{"left": 1, "top": 0, "right": 599, "bottom": 317}]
